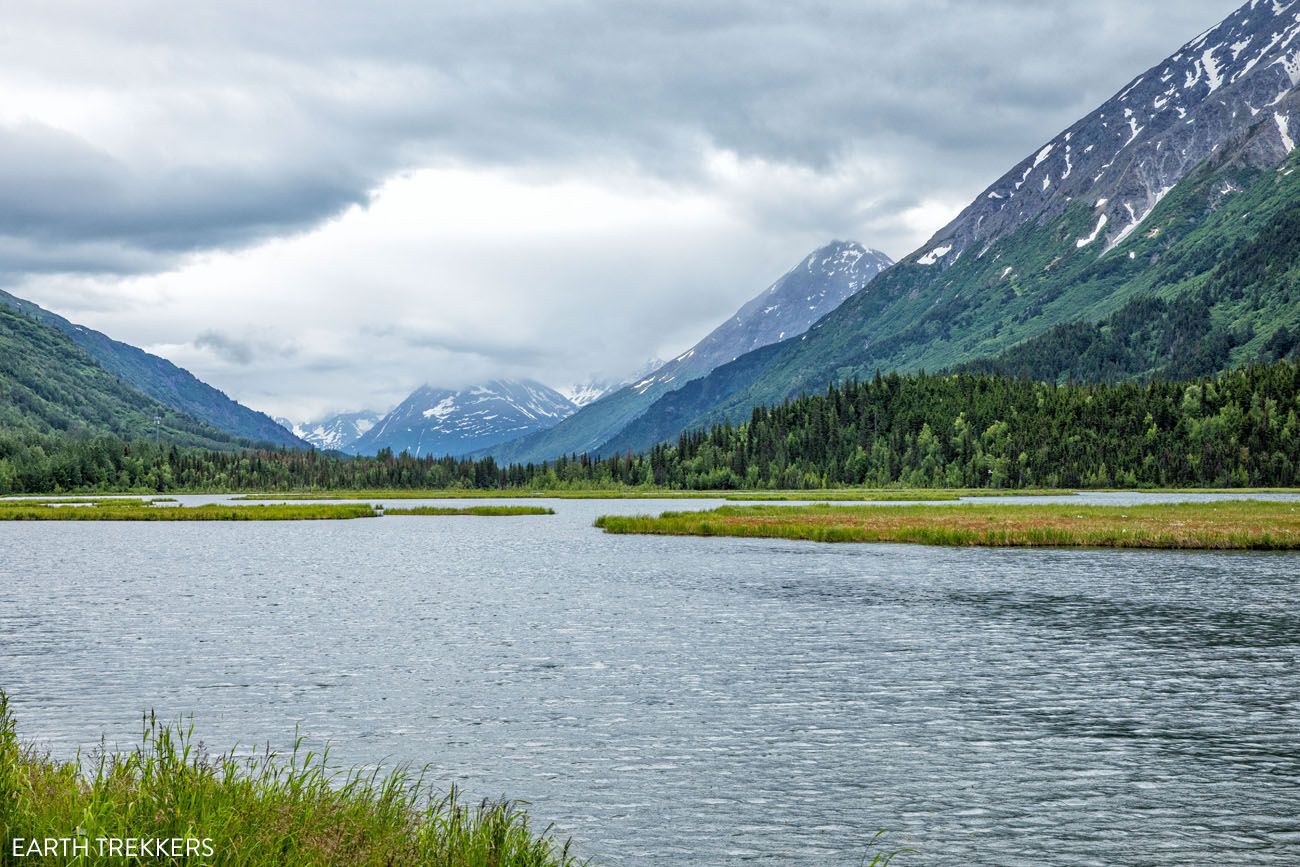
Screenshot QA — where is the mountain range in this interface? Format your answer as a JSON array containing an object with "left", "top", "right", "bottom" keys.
[
  {"left": 594, "top": 0, "right": 1300, "bottom": 455},
  {"left": 7, "top": 0, "right": 1300, "bottom": 471},
  {"left": 348, "top": 379, "right": 578, "bottom": 458},
  {"left": 283, "top": 361, "right": 670, "bottom": 457},
  {"left": 279, "top": 411, "right": 382, "bottom": 453}
]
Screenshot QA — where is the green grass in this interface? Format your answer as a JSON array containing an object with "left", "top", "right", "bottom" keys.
[
  {"left": 234, "top": 487, "right": 1074, "bottom": 502},
  {"left": 0, "top": 693, "right": 580, "bottom": 866},
  {"left": 721, "top": 488, "right": 1074, "bottom": 501},
  {"left": 595, "top": 500, "right": 1300, "bottom": 550},
  {"left": 0, "top": 501, "right": 377, "bottom": 521},
  {"left": 386, "top": 505, "right": 556, "bottom": 516}
]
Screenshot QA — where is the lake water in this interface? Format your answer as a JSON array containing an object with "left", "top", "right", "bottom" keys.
[{"left": 2, "top": 493, "right": 1299, "bottom": 864}]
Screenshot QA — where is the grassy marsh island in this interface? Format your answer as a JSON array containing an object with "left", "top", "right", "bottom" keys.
[
  {"left": 386, "top": 505, "right": 555, "bottom": 516},
  {"left": 0, "top": 695, "right": 580, "bottom": 867},
  {"left": 594, "top": 500, "right": 1300, "bottom": 550},
  {"left": 0, "top": 499, "right": 378, "bottom": 521},
  {"left": 0, "top": 496, "right": 179, "bottom": 506},
  {"left": 0, "top": 500, "right": 565, "bottom": 521}
]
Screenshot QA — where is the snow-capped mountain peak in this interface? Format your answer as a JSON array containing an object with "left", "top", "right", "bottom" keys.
[
  {"left": 351, "top": 379, "right": 578, "bottom": 457},
  {"left": 629, "top": 239, "right": 892, "bottom": 395},
  {"left": 278, "top": 410, "right": 381, "bottom": 452}
]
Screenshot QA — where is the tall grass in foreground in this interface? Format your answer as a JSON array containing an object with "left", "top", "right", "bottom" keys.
[
  {"left": 0, "top": 694, "right": 580, "bottom": 866},
  {"left": 594, "top": 500, "right": 1300, "bottom": 549}
]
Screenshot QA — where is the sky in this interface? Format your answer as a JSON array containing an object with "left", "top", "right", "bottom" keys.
[{"left": 3, "top": 0, "right": 1243, "bottom": 421}]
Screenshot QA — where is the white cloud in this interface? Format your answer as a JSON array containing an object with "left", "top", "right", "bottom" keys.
[{"left": 16, "top": 164, "right": 832, "bottom": 420}]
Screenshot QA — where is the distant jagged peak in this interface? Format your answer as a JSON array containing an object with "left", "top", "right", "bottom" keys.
[
  {"left": 798, "top": 240, "right": 894, "bottom": 280},
  {"left": 627, "top": 239, "right": 893, "bottom": 396}
]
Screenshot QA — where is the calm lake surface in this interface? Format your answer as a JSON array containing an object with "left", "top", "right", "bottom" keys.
[{"left": 3, "top": 493, "right": 1299, "bottom": 864}]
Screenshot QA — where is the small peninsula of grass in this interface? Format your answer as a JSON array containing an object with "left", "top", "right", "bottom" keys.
[
  {"left": 0, "top": 500, "right": 377, "bottom": 521},
  {"left": 386, "top": 505, "right": 556, "bottom": 516},
  {"left": 594, "top": 500, "right": 1300, "bottom": 550},
  {"left": 0, "top": 694, "right": 579, "bottom": 866}
]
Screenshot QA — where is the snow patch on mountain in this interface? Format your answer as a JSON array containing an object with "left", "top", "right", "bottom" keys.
[
  {"left": 560, "top": 382, "right": 609, "bottom": 407},
  {"left": 1076, "top": 213, "right": 1109, "bottom": 248},
  {"left": 1278, "top": 111, "right": 1297, "bottom": 150},
  {"left": 917, "top": 244, "right": 952, "bottom": 265}
]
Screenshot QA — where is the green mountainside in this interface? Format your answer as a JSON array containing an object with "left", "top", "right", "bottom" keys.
[
  {"left": 0, "top": 290, "right": 304, "bottom": 448},
  {"left": 0, "top": 303, "right": 253, "bottom": 450},
  {"left": 605, "top": 112, "right": 1300, "bottom": 456},
  {"left": 962, "top": 192, "right": 1300, "bottom": 381}
]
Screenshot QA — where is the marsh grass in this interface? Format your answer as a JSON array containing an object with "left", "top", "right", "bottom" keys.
[
  {"left": 235, "top": 487, "right": 1073, "bottom": 502},
  {"left": 0, "top": 693, "right": 580, "bottom": 866},
  {"left": 594, "top": 500, "right": 1300, "bottom": 550},
  {"left": 385, "top": 505, "right": 556, "bottom": 516},
  {"left": 0, "top": 501, "right": 376, "bottom": 521}
]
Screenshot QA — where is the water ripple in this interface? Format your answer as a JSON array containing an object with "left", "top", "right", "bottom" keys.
[{"left": 1, "top": 495, "right": 1298, "bottom": 864}]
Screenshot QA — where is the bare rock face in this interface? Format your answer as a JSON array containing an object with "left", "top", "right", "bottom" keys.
[{"left": 918, "top": 0, "right": 1300, "bottom": 266}]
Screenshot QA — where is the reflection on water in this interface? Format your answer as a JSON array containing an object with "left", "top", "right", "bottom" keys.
[{"left": 1, "top": 494, "right": 1298, "bottom": 864}]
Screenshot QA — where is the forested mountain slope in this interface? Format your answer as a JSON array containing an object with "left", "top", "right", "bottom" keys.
[
  {"left": 0, "top": 304, "right": 255, "bottom": 451},
  {"left": 0, "top": 289, "right": 304, "bottom": 448},
  {"left": 9, "top": 357, "right": 1300, "bottom": 493},
  {"left": 961, "top": 194, "right": 1300, "bottom": 381}
]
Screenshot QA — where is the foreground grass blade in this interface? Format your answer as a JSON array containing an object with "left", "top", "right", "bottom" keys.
[{"left": 0, "top": 693, "right": 582, "bottom": 865}]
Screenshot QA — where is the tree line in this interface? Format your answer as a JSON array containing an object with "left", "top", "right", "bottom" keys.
[{"left": 4, "top": 360, "right": 1300, "bottom": 494}]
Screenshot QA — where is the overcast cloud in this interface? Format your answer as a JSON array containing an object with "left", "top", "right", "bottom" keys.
[{"left": 3, "top": 0, "right": 1241, "bottom": 419}]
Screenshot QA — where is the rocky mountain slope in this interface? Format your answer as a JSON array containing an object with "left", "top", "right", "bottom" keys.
[
  {"left": 485, "top": 240, "right": 891, "bottom": 464},
  {"left": 602, "top": 0, "right": 1300, "bottom": 455},
  {"left": 350, "top": 379, "right": 577, "bottom": 458}
]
